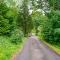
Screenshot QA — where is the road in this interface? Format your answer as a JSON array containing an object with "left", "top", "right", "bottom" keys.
[{"left": 13, "top": 36, "right": 60, "bottom": 60}]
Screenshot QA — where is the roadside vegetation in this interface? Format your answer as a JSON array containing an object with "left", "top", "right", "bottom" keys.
[
  {"left": 0, "top": 0, "right": 29, "bottom": 60},
  {"left": 0, "top": 0, "right": 60, "bottom": 60},
  {"left": 31, "top": 0, "right": 60, "bottom": 54}
]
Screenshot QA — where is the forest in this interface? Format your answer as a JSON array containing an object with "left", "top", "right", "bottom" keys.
[{"left": 0, "top": 0, "right": 60, "bottom": 60}]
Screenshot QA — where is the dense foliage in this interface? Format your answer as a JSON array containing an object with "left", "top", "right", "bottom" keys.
[
  {"left": 32, "top": 11, "right": 41, "bottom": 35},
  {"left": 31, "top": 0, "right": 60, "bottom": 45},
  {"left": 0, "top": 1, "right": 9, "bottom": 35},
  {"left": 0, "top": 0, "right": 24, "bottom": 60},
  {"left": 48, "top": 0, "right": 60, "bottom": 10},
  {"left": 17, "top": 0, "right": 33, "bottom": 36},
  {"left": 0, "top": 1, "right": 17, "bottom": 36},
  {"left": 0, "top": 0, "right": 60, "bottom": 60},
  {"left": 47, "top": 10, "right": 60, "bottom": 44}
]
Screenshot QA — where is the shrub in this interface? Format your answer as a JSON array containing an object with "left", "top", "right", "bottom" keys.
[
  {"left": 41, "top": 10, "right": 60, "bottom": 44},
  {"left": 10, "top": 29, "right": 24, "bottom": 44},
  {"left": 54, "top": 28, "right": 60, "bottom": 43},
  {"left": 0, "top": 15, "right": 10, "bottom": 35}
]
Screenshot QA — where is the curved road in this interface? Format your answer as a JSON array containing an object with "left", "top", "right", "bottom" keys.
[{"left": 13, "top": 36, "right": 60, "bottom": 60}]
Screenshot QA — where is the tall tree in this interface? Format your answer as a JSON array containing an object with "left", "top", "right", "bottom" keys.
[
  {"left": 17, "top": 0, "right": 33, "bottom": 36},
  {"left": 0, "top": 0, "right": 17, "bottom": 36}
]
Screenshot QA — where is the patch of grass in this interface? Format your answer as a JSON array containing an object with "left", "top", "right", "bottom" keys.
[
  {"left": 0, "top": 36, "right": 26, "bottom": 60},
  {"left": 46, "top": 43, "right": 60, "bottom": 55},
  {"left": 38, "top": 35, "right": 60, "bottom": 55}
]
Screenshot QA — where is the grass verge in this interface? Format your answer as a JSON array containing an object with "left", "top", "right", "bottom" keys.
[
  {"left": 38, "top": 36, "right": 60, "bottom": 55},
  {"left": 0, "top": 36, "right": 27, "bottom": 60},
  {"left": 43, "top": 41, "right": 60, "bottom": 55}
]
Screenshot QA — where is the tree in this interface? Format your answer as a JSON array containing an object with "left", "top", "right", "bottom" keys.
[
  {"left": 17, "top": 0, "right": 33, "bottom": 36},
  {"left": 48, "top": 0, "right": 60, "bottom": 10},
  {"left": 0, "top": 1, "right": 9, "bottom": 35},
  {"left": 0, "top": 0, "right": 17, "bottom": 36},
  {"left": 32, "top": 11, "right": 41, "bottom": 35}
]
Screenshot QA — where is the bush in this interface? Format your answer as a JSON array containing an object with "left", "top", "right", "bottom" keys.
[
  {"left": 0, "top": 2, "right": 17, "bottom": 36},
  {"left": 0, "top": 15, "right": 10, "bottom": 35},
  {"left": 10, "top": 29, "right": 24, "bottom": 44},
  {"left": 41, "top": 10, "right": 60, "bottom": 44},
  {"left": 54, "top": 28, "right": 60, "bottom": 43}
]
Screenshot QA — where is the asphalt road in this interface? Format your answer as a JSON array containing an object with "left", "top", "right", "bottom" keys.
[{"left": 13, "top": 36, "right": 60, "bottom": 60}]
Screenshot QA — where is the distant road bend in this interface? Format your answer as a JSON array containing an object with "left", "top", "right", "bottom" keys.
[{"left": 13, "top": 36, "right": 60, "bottom": 60}]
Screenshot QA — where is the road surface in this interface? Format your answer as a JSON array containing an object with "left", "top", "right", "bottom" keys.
[{"left": 13, "top": 36, "right": 60, "bottom": 60}]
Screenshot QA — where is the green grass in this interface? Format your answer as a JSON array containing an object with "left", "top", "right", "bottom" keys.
[
  {"left": 44, "top": 42, "right": 60, "bottom": 55},
  {"left": 38, "top": 35, "right": 60, "bottom": 55},
  {"left": 0, "top": 36, "right": 26, "bottom": 60}
]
